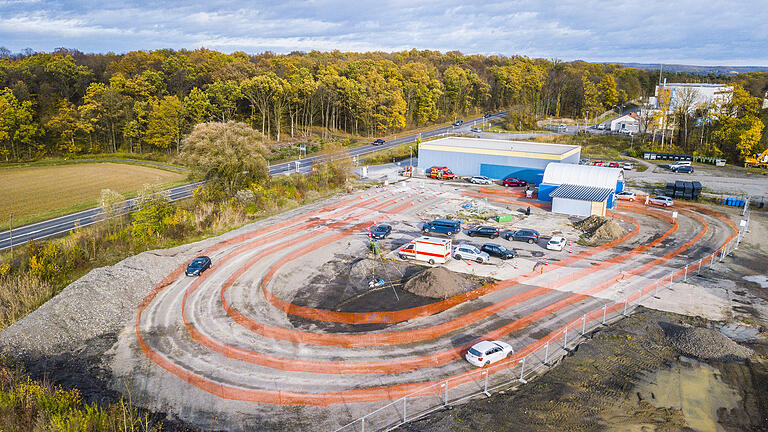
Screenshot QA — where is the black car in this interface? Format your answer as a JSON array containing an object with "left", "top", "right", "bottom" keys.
[
  {"left": 453, "top": 120, "right": 463, "bottom": 127},
  {"left": 674, "top": 165, "right": 694, "bottom": 174},
  {"left": 466, "top": 226, "right": 500, "bottom": 238},
  {"left": 483, "top": 113, "right": 492, "bottom": 119},
  {"left": 372, "top": 139, "right": 385, "bottom": 146},
  {"left": 481, "top": 243, "right": 516, "bottom": 259},
  {"left": 371, "top": 224, "right": 392, "bottom": 239},
  {"left": 503, "top": 229, "right": 540, "bottom": 244},
  {"left": 185, "top": 256, "right": 212, "bottom": 276}
]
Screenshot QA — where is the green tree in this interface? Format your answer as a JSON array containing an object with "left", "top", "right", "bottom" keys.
[
  {"left": 183, "top": 87, "right": 213, "bottom": 125},
  {"left": 206, "top": 80, "right": 241, "bottom": 122},
  {"left": 712, "top": 86, "right": 765, "bottom": 160},
  {"left": 181, "top": 121, "right": 269, "bottom": 193},
  {"left": 146, "top": 95, "right": 185, "bottom": 152},
  {"left": 46, "top": 99, "right": 92, "bottom": 153},
  {"left": 0, "top": 87, "right": 40, "bottom": 160},
  {"left": 131, "top": 186, "right": 174, "bottom": 241}
]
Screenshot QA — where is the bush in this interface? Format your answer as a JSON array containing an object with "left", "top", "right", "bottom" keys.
[{"left": 131, "top": 189, "right": 174, "bottom": 242}]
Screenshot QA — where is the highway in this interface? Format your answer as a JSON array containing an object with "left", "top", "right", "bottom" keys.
[{"left": 0, "top": 112, "right": 506, "bottom": 251}]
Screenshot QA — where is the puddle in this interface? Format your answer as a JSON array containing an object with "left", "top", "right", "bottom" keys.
[
  {"left": 743, "top": 274, "right": 768, "bottom": 288},
  {"left": 636, "top": 357, "right": 741, "bottom": 432},
  {"left": 718, "top": 323, "right": 763, "bottom": 341}
]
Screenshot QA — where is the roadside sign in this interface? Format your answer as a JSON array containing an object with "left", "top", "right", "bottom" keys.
[
  {"left": 672, "top": 211, "right": 678, "bottom": 219},
  {"left": 740, "top": 220, "right": 747, "bottom": 227}
]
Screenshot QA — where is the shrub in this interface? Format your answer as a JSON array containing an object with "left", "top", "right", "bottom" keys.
[
  {"left": 28, "top": 243, "right": 63, "bottom": 282},
  {"left": 131, "top": 189, "right": 174, "bottom": 242}
]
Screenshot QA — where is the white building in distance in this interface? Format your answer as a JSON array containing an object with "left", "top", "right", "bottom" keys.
[{"left": 648, "top": 82, "right": 733, "bottom": 114}]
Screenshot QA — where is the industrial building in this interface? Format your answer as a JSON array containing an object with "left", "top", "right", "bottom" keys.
[
  {"left": 539, "top": 163, "right": 625, "bottom": 217},
  {"left": 417, "top": 137, "right": 581, "bottom": 183}
]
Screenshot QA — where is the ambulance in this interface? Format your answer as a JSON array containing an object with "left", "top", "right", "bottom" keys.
[{"left": 397, "top": 236, "right": 452, "bottom": 265}]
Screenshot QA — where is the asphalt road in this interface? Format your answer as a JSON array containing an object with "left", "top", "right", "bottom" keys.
[{"left": 0, "top": 112, "right": 507, "bottom": 251}]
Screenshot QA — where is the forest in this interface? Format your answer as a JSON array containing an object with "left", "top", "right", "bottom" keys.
[{"left": 0, "top": 47, "right": 766, "bottom": 162}]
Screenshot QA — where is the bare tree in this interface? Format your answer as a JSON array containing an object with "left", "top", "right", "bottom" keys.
[{"left": 673, "top": 87, "right": 700, "bottom": 151}]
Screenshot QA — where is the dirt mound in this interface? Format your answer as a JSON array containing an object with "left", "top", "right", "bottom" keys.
[
  {"left": 661, "top": 322, "right": 754, "bottom": 362},
  {"left": 403, "top": 267, "right": 475, "bottom": 299},
  {"left": 574, "top": 215, "right": 626, "bottom": 245}
]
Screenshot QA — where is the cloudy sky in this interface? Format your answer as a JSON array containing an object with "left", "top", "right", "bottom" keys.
[{"left": 1, "top": 0, "right": 767, "bottom": 65}]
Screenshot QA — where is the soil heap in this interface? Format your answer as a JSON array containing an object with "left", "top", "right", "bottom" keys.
[
  {"left": 574, "top": 215, "right": 626, "bottom": 245},
  {"left": 403, "top": 267, "right": 475, "bottom": 299},
  {"left": 661, "top": 322, "right": 754, "bottom": 362}
]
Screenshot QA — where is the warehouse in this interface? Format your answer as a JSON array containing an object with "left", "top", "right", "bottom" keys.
[
  {"left": 538, "top": 163, "right": 625, "bottom": 203},
  {"left": 417, "top": 137, "right": 581, "bottom": 183},
  {"left": 550, "top": 184, "right": 615, "bottom": 217}
]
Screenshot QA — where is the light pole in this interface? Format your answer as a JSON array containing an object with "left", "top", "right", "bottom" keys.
[{"left": 409, "top": 145, "right": 413, "bottom": 170}]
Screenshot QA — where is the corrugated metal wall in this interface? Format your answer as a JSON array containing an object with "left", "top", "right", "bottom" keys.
[{"left": 418, "top": 148, "right": 570, "bottom": 181}]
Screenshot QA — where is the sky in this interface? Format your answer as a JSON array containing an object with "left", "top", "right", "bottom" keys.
[{"left": 1, "top": 0, "right": 767, "bottom": 65}]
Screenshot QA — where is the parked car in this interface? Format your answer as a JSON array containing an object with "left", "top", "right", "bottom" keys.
[
  {"left": 372, "top": 138, "right": 385, "bottom": 146},
  {"left": 502, "top": 177, "right": 526, "bottom": 187},
  {"left": 623, "top": 162, "right": 634, "bottom": 170},
  {"left": 557, "top": 124, "right": 567, "bottom": 133},
  {"left": 579, "top": 158, "right": 590, "bottom": 165},
  {"left": 616, "top": 191, "right": 637, "bottom": 201},
  {"left": 673, "top": 165, "right": 694, "bottom": 174},
  {"left": 453, "top": 244, "right": 490, "bottom": 263},
  {"left": 466, "top": 226, "right": 500, "bottom": 238},
  {"left": 422, "top": 219, "right": 461, "bottom": 236},
  {"left": 592, "top": 160, "right": 603, "bottom": 166},
  {"left": 185, "top": 256, "right": 212, "bottom": 277},
  {"left": 465, "top": 340, "right": 514, "bottom": 367},
  {"left": 503, "top": 229, "right": 540, "bottom": 244},
  {"left": 608, "top": 161, "right": 620, "bottom": 168},
  {"left": 648, "top": 195, "right": 674, "bottom": 207},
  {"left": 469, "top": 175, "right": 494, "bottom": 185},
  {"left": 453, "top": 120, "right": 464, "bottom": 127},
  {"left": 669, "top": 160, "right": 692, "bottom": 170},
  {"left": 483, "top": 113, "right": 492, "bottom": 119},
  {"left": 470, "top": 127, "right": 482, "bottom": 133},
  {"left": 480, "top": 243, "right": 516, "bottom": 259},
  {"left": 619, "top": 129, "right": 634, "bottom": 136},
  {"left": 597, "top": 123, "right": 606, "bottom": 130},
  {"left": 370, "top": 224, "right": 392, "bottom": 239},
  {"left": 546, "top": 236, "right": 567, "bottom": 251}
]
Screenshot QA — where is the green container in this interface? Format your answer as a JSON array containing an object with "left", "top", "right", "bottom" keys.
[
  {"left": 371, "top": 241, "right": 381, "bottom": 255},
  {"left": 497, "top": 214, "right": 516, "bottom": 223}
]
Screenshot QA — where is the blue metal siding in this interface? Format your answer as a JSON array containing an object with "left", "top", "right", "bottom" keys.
[
  {"left": 479, "top": 164, "right": 544, "bottom": 184},
  {"left": 615, "top": 181, "right": 625, "bottom": 193},
  {"left": 538, "top": 183, "right": 559, "bottom": 201},
  {"left": 607, "top": 193, "right": 615, "bottom": 209}
]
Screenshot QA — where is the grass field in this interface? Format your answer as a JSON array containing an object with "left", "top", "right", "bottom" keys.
[{"left": 0, "top": 162, "right": 187, "bottom": 230}]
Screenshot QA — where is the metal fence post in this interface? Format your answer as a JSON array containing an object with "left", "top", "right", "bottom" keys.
[
  {"left": 443, "top": 380, "right": 449, "bottom": 407},
  {"left": 361, "top": 416, "right": 365, "bottom": 432},
  {"left": 602, "top": 304, "right": 607, "bottom": 324},
  {"left": 403, "top": 396, "right": 407, "bottom": 422},
  {"left": 543, "top": 341, "right": 549, "bottom": 364},
  {"left": 654, "top": 279, "right": 659, "bottom": 297},
  {"left": 563, "top": 327, "right": 568, "bottom": 349},
  {"left": 684, "top": 265, "right": 688, "bottom": 281},
  {"left": 581, "top": 314, "right": 586, "bottom": 335},
  {"left": 519, "top": 356, "right": 528, "bottom": 383},
  {"left": 697, "top": 258, "right": 702, "bottom": 274},
  {"left": 623, "top": 297, "right": 628, "bottom": 316},
  {"left": 483, "top": 370, "right": 490, "bottom": 397}
]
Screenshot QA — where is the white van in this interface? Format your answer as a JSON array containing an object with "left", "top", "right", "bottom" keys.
[
  {"left": 398, "top": 236, "right": 452, "bottom": 265},
  {"left": 669, "top": 160, "right": 692, "bottom": 169}
]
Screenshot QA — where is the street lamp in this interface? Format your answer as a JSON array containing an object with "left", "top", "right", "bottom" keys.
[{"left": 409, "top": 145, "right": 413, "bottom": 170}]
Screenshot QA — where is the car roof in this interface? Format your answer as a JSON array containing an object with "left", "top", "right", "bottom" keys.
[
  {"left": 457, "top": 243, "right": 477, "bottom": 248},
  {"left": 549, "top": 236, "right": 565, "bottom": 242},
  {"left": 472, "top": 340, "right": 502, "bottom": 351},
  {"left": 482, "top": 242, "right": 501, "bottom": 247}
]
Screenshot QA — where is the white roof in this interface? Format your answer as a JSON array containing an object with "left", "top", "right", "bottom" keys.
[
  {"left": 422, "top": 137, "right": 579, "bottom": 156},
  {"left": 542, "top": 163, "right": 624, "bottom": 188}
]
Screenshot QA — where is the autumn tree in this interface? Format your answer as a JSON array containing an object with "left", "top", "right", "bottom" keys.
[
  {"left": 181, "top": 121, "right": 269, "bottom": 193},
  {"left": 146, "top": 95, "right": 185, "bottom": 152},
  {"left": 712, "top": 85, "right": 765, "bottom": 161}
]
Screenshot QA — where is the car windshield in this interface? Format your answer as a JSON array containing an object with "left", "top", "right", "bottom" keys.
[
  {"left": 468, "top": 347, "right": 482, "bottom": 357},
  {"left": 189, "top": 259, "right": 205, "bottom": 268},
  {"left": 497, "top": 246, "right": 508, "bottom": 252},
  {"left": 375, "top": 226, "right": 387, "bottom": 231}
]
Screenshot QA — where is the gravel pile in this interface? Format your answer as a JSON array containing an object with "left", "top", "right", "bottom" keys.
[
  {"left": 403, "top": 267, "right": 474, "bottom": 299},
  {"left": 574, "top": 215, "right": 626, "bottom": 245},
  {"left": 661, "top": 322, "right": 754, "bottom": 362}
]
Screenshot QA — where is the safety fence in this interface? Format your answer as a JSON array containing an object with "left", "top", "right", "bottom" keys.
[{"left": 335, "top": 215, "right": 746, "bottom": 432}]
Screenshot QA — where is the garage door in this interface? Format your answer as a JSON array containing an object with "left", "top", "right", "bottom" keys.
[{"left": 552, "top": 197, "right": 592, "bottom": 217}]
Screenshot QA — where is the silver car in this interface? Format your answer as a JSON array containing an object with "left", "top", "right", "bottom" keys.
[
  {"left": 469, "top": 175, "right": 494, "bottom": 185},
  {"left": 453, "top": 244, "right": 490, "bottom": 263}
]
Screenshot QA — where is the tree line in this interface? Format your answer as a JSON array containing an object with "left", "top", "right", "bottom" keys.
[{"left": 1, "top": 47, "right": 766, "bottom": 161}]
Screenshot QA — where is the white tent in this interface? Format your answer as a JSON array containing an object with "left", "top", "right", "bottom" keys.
[{"left": 542, "top": 163, "right": 624, "bottom": 189}]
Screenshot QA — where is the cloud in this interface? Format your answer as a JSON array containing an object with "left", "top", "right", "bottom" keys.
[{"left": 0, "top": 0, "right": 765, "bottom": 65}]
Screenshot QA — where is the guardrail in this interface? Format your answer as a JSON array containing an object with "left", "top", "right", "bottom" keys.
[{"left": 335, "top": 213, "right": 746, "bottom": 432}]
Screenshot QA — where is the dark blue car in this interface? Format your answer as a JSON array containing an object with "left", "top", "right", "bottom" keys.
[{"left": 186, "top": 256, "right": 212, "bottom": 277}]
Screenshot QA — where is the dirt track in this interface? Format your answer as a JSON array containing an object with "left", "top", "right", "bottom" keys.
[{"left": 95, "top": 179, "right": 736, "bottom": 431}]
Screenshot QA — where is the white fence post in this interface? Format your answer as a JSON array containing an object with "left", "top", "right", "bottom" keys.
[
  {"left": 519, "top": 356, "right": 528, "bottom": 383},
  {"left": 443, "top": 381, "right": 449, "bottom": 407},
  {"left": 697, "top": 258, "right": 702, "bottom": 274},
  {"left": 403, "top": 397, "right": 407, "bottom": 422},
  {"left": 684, "top": 265, "right": 688, "bottom": 281},
  {"left": 581, "top": 314, "right": 586, "bottom": 335},
  {"left": 544, "top": 341, "right": 549, "bottom": 364},
  {"left": 361, "top": 416, "right": 365, "bottom": 432},
  {"left": 602, "top": 304, "right": 607, "bottom": 324},
  {"left": 623, "top": 297, "right": 628, "bottom": 316},
  {"left": 483, "top": 370, "right": 490, "bottom": 397},
  {"left": 563, "top": 326, "right": 568, "bottom": 349}
]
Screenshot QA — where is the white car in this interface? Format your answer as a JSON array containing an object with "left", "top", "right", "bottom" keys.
[
  {"left": 469, "top": 175, "right": 494, "bottom": 185},
  {"left": 546, "top": 236, "right": 566, "bottom": 251},
  {"left": 465, "top": 340, "right": 514, "bottom": 367},
  {"left": 616, "top": 191, "right": 637, "bottom": 201},
  {"left": 623, "top": 162, "right": 633, "bottom": 170},
  {"left": 648, "top": 195, "right": 674, "bottom": 207},
  {"left": 453, "top": 244, "right": 490, "bottom": 263}
]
